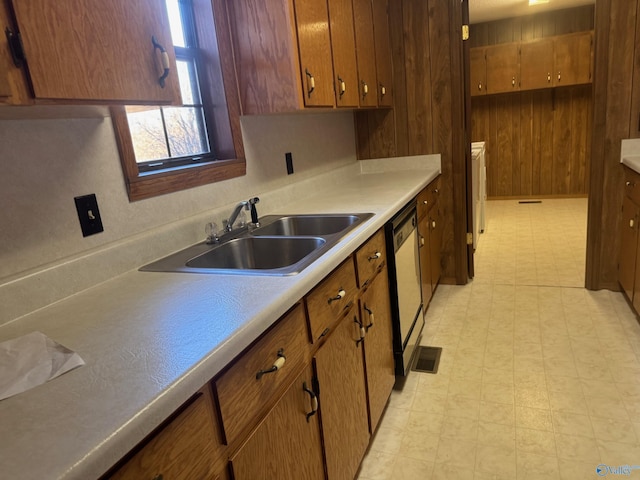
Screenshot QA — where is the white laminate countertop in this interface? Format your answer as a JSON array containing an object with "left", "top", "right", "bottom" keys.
[
  {"left": 0, "top": 158, "right": 441, "bottom": 480},
  {"left": 621, "top": 138, "right": 640, "bottom": 173}
]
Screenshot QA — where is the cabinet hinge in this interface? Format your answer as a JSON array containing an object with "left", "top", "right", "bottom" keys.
[
  {"left": 5, "top": 27, "right": 26, "bottom": 68},
  {"left": 462, "top": 25, "right": 470, "bottom": 41},
  {"left": 466, "top": 232, "right": 473, "bottom": 245}
]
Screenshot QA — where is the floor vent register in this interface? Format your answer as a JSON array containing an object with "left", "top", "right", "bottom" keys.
[{"left": 411, "top": 346, "right": 442, "bottom": 374}]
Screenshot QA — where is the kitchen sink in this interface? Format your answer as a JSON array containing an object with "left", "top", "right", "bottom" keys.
[
  {"left": 186, "top": 237, "right": 325, "bottom": 270},
  {"left": 140, "top": 212, "right": 373, "bottom": 276},
  {"left": 250, "top": 214, "right": 364, "bottom": 237}
]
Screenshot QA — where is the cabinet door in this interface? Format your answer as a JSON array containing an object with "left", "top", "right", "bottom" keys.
[
  {"left": 485, "top": 43, "right": 520, "bottom": 94},
  {"left": 109, "top": 386, "right": 224, "bottom": 480},
  {"left": 327, "top": 0, "right": 359, "bottom": 107},
  {"left": 372, "top": 0, "right": 393, "bottom": 107},
  {"left": 520, "top": 38, "right": 554, "bottom": 91},
  {"left": 554, "top": 32, "right": 592, "bottom": 87},
  {"left": 429, "top": 207, "right": 442, "bottom": 290},
  {"left": 418, "top": 215, "right": 433, "bottom": 306},
  {"left": 10, "top": 0, "right": 180, "bottom": 103},
  {"left": 229, "top": 365, "right": 325, "bottom": 480},
  {"left": 470, "top": 47, "right": 487, "bottom": 96},
  {"left": 294, "top": 0, "right": 336, "bottom": 107},
  {"left": 352, "top": 0, "right": 378, "bottom": 107},
  {"left": 360, "top": 269, "right": 395, "bottom": 433},
  {"left": 315, "top": 311, "right": 370, "bottom": 480},
  {"left": 619, "top": 195, "right": 639, "bottom": 301}
]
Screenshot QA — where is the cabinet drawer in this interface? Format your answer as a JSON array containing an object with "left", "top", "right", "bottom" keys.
[
  {"left": 355, "top": 229, "right": 386, "bottom": 288},
  {"left": 305, "top": 258, "right": 357, "bottom": 342},
  {"left": 215, "top": 304, "right": 309, "bottom": 445},
  {"left": 417, "top": 176, "right": 441, "bottom": 220},
  {"left": 625, "top": 167, "right": 640, "bottom": 205},
  {"left": 108, "top": 386, "right": 223, "bottom": 480}
]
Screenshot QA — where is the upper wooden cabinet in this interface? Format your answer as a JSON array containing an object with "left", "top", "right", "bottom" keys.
[
  {"left": 485, "top": 43, "right": 520, "bottom": 94},
  {"left": 520, "top": 38, "right": 555, "bottom": 91},
  {"left": 227, "top": 0, "right": 392, "bottom": 114},
  {"left": 2, "top": 0, "right": 181, "bottom": 105},
  {"left": 372, "top": 0, "right": 393, "bottom": 107},
  {"left": 471, "top": 31, "right": 593, "bottom": 96},
  {"left": 470, "top": 47, "right": 487, "bottom": 96},
  {"left": 554, "top": 31, "right": 593, "bottom": 86}
]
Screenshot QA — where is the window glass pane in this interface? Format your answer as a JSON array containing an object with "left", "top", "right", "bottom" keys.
[
  {"left": 165, "top": 0, "right": 186, "bottom": 47},
  {"left": 125, "top": 107, "right": 169, "bottom": 162},
  {"left": 164, "top": 107, "right": 210, "bottom": 157},
  {"left": 176, "top": 60, "right": 200, "bottom": 105}
]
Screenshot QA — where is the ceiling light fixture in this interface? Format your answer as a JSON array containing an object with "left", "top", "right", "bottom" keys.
[{"left": 529, "top": 0, "right": 550, "bottom": 5}]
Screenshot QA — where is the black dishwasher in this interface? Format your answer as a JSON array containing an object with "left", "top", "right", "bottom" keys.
[{"left": 385, "top": 200, "right": 424, "bottom": 377}]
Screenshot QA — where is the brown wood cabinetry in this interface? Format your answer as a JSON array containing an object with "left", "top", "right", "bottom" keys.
[
  {"left": 2, "top": 0, "right": 180, "bottom": 105},
  {"left": 327, "top": 0, "right": 360, "bottom": 107},
  {"left": 314, "top": 308, "right": 370, "bottom": 480},
  {"left": 485, "top": 43, "right": 520, "bottom": 94},
  {"left": 106, "top": 385, "right": 225, "bottom": 480},
  {"left": 472, "top": 31, "right": 593, "bottom": 96},
  {"left": 619, "top": 167, "right": 640, "bottom": 308},
  {"left": 372, "top": 0, "right": 393, "bottom": 107},
  {"left": 227, "top": 0, "right": 392, "bottom": 113},
  {"left": 359, "top": 268, "right": 394, "bottom": 433},
  {"left": 554, "top": 32, "right": 593, "bottom": 87},
  {"left": 417, "top": 177, "right": 441, "bottom": 307},
  {"left": 520, "top": 38, "right": 554, "bottom": 91},
  {"left": 470, "top": 47, "right": 487, "bottom": 96},
  {"left": 305, "top": 258, "right": 358, "bottom": 342},
  {"left": 107, "top": 227, "right": 396, "bottom": 480},
  {"left": 229, "top": 365, "right": 324, "bottom": 480},
  {"left": 352, "top": 0, "right": 378, "bottom": 108},
  {"left": 214, "top": 303, "right": 309, "bottom": 445}
]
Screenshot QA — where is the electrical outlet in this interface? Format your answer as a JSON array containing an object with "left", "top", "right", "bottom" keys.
[
  {"left": 285, "top": 152, "right": 294, "bottom": 175},
  {"left": 74, "top": 194, "right": 104, "bottom": 237}
]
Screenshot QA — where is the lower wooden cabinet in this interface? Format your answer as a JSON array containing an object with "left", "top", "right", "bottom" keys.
[
  {"left": 106, "top": 385, "right": 225, "bottom": 480},
  {"left": 359, "top": 267, "right": 395, "bottom": 433},
  {"left": 229, "top": 365, "right": 325, "bottom": 480},
  {"left": 620, "top": 166, "right": 640, "bottom": 314},
  {"left": 314, "top": 307, "right": 370, "bottom": 480},
  {"left": 417, "top": 176, "right": 442, "bottom": 307}
]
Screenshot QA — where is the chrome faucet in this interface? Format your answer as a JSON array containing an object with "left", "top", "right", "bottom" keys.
[{"left": 224, "top": 201, "right": 249, "bottom": 232}]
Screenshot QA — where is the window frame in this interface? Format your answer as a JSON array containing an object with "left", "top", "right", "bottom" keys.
[{"left": 111, "top": 0, "right": 245, "bottom": 202}]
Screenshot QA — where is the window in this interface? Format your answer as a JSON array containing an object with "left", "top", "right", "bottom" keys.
[{"left": 111, "top": 0, "right": 245, "bottom": 201}]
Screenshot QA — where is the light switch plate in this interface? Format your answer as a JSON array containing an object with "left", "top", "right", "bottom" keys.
[{"left": 74, "top": 194, "right": 104, "bottom": 237}]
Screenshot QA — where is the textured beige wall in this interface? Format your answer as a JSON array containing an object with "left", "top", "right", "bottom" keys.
[{"left": 0, "top": 111, "right": 356, "bottom": 283}]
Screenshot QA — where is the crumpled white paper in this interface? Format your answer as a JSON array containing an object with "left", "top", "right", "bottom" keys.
[{"left": 0, "top": 331, "right": 85, "bottom": 401}]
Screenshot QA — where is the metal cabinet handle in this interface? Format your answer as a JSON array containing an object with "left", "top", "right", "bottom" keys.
[
  {"left": 256, "top": 349, "right": 286, "bottom": 379},
  {"left": 419, "top": 234, "right": 425, "bottom": 247},
  {"left": 328, "top": 289, "right": 346, "bottom": 304},
  {"left": 423, "top": 200, "right": 428, "bottom": 205},
  {"left": 305, "top": 69, "right": 315, "bottom": 98},
  {"left": 631, "top": 219, "right": 636, "bottom": 229},
  {"left": 434, "top": 188, "right": 439, "bottom": 194},
  {"left": 431, "top": 220, "right": 436, "bottom": 229},
  {"left": 547, "top": 72, "right": 551, "bottom": 83},
  {"left": 367, "top": 252, "right": 381, "bottom": 261},
  {"left": 353, "top": 316, "right": 365, "bottom": 345},
  {"left": 627, "top": 181, "right": 635, "bottom": 187},
  {"left": 151, "top": 36, "right": 170, "bottom": 88},
  {"left": 558, "top": 71, "right": 561, "bottom": 82},
  {"left": 478, "top": 83, "right": 482, "bottom": 91},
  {"left": 338, "top": 76, "right": 346, "bottom": 98},
  {"left": 363, "top": 305, "right": 374, "bottom": 331},
  {"left": 303, "top": 382, "right": 319, "bottom": 422},
  {"left": 380, "top": 83, "right": 386, "bottom": 96},
  {"left": 361, "top": 81, "right": 369, "bottom": 97},
  {"left": 512, "top": 76, "right": 516, "bottom": 87}
]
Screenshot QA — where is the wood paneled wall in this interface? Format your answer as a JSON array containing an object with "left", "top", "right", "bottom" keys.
[
  {"left": 471, "top": 6, "right": 594, "bottom": 198},
  {"left": 586, "top": 0, "right": 640, "bottom": 291},
  {"left": 470, "top": 6, "right": 595, "bottom": 47},
  {"left": 354, "top": 0, "right": 468, "bottom": 285},
  {"left": 472, "top": 86, "right": 592, "bottom": 197}
]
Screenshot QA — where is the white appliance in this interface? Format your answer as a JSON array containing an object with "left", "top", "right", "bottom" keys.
[{"left": 471, "top": 141, "right": 487, "bottom": 250}]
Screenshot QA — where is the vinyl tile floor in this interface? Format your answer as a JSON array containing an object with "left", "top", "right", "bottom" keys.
[{"left": 357, "top": 198, "right": 640, "bottom": 480}]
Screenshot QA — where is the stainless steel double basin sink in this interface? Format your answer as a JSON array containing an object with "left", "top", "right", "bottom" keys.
[{"left": 140, "top": 213, "right": 374, "bottom": 276}]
